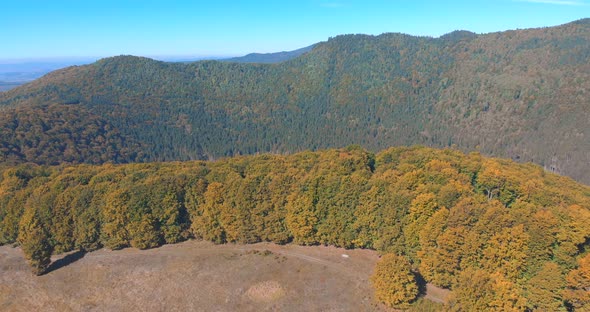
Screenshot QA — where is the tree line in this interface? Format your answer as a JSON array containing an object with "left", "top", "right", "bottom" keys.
[{"left": 1, "top": 146, "right": 589, "bottom": 310}]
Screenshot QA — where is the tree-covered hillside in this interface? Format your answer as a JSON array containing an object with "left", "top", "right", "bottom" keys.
[
  {"left": 0, "top": 19, "right": 588, "bottom": 183},
  {"left": 1, "top": 146, "right": 589, "bottom": 310}
]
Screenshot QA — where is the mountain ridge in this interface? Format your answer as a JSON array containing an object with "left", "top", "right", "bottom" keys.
[
  {"left": 222, "top": 44, "right": 316, "bottom": 64},
  {"left": 0, "top": 19, "right": 589, "bottom": 184}
]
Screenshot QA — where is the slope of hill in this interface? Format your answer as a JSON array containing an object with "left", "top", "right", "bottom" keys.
[
  {"left": 0, "top": 19, "right": 588, "bottom": 183},
  {"left": 1, "top": 146, "right": 589, "bottom": 310},
  {"left": 223, "top": 44, "right": 316, "bottom": 63}
]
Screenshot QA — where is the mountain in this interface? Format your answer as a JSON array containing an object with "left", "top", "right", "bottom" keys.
[
  {"left": 223, "top": 44, "right": 316, "bottom": 63},
  {"left": 0, "top": 19, "right": 589, "bottom": 184}
]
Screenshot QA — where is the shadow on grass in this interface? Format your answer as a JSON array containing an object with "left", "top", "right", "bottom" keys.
[{"left": 45, "top": 250, "right": 86, "bottom": 274}]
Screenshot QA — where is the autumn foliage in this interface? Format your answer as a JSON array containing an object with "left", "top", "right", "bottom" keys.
[
  {"left": 0, "top": 146, "right": 589, "bottom": 309},
  {"left": 371, "top": 254, "right": 418, "bottom": 308}
]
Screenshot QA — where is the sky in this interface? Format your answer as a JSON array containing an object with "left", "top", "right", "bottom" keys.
[{"left": 0, "top": 0, "right": 588, "bottom": 61}]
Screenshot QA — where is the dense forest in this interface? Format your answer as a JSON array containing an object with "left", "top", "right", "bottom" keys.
[
  {"left": 0, "top": 19, "right": 588, "bottom": 184},
  {"left": 1, "top": 146, "right": 590, "bottom": 310}
]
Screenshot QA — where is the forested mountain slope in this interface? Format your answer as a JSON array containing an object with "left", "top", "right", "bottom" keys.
[
  {"left": 0, "top": 19, "right": 588, "bottom": 183},
  {"left": 2, "top": 146, "right": 590, "bottom": 310}
]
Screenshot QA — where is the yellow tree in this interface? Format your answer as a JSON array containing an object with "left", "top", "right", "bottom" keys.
[
  {"left": 72, "top": 186, "right": 101, "bottom": 252},
  {"left": 477, "top": 161, "right": 504, "bottom": 201},
  {"left": 404, "top": 192, "right": 439, "bottom": 256},
  {"left": 286, "top": 191, "right": 318, "bottom": 245},
  {"left": 448, "top": 269, "right": 526, "bottom": 312},
  {"left": 371, "top": 254, "right": 418, "bottom": 309},
  {"left": 286, "top": 176, "right": 324, "bottom": 245},
  {"left": 417, "top": 207, "right": 449, "bottom": 286},
  {"left": 556, "top": 205, "right": 590, "bottom": 269},
  {"left": 419, "top": 226, "right": 466, "bottom": 288},
  {"left": 564, "top": 253, "right": 590, "bottom": 310},
  {"left": 51, "top": 188, "right": 76, "bottom": 253},
  {"left": 353, "top": 184, "right": 385, "bottom": 249},
  {"left": 488, "top": 272, "right": 527, "bottom": 312},
  {"left": 526, "top": 261, "right": 566, "bottom": 311},
  {"left": 482, "top": 224, "right": 530, "bottom": 280},
  {"left": 447, "top": 269, "right": 494, "bottom": 312},
  {"left": 100, "top": 188, "right": 130, "bottom": 250},
  {"left": 191, "top": 182, "right": 226, "bottom": 244},
  {"left": 526, "top": 209, "right": 559, "bottom": 271}
]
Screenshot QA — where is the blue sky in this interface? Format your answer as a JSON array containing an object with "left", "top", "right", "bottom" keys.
[{"left": 1, "top": 0, "right": 588, "bottom": 60}]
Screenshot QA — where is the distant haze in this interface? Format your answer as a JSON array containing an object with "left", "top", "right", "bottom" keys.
[
  {"left": 0, "top": 46, "right": 314, "bottom": 90},
  {"left": 1, "top": 0, "right": 588, "bottom": 59}
]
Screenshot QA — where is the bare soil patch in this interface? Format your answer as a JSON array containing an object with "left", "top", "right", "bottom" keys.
[
  {"left": 245, "top": 280, "right": 285, "bottom": 302},
  {"left": 424, "top": 283, "right": 450, "bottom": 304}
]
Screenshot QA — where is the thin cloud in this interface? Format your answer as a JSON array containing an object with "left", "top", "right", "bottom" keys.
[{"left": 515, "top": 0, "right": 585, "bottom": 5}]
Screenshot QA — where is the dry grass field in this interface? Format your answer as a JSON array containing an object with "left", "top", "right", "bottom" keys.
[{"left": 0, "top": 240, "right": 393, "bottom": 311}]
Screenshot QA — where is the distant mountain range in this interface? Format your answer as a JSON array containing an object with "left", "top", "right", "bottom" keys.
[
  {"left": 0, "top": 59, "right": 99, "bottom": 91},
  {"left": 0, "top": 18, "right": 589, "bottom": 184},
  {"left": 0, "top": 81, "right": 25, "bottom": 92},
  {"left": 222, "top": 44, "right": 316, "bottom": 63},
  {"left": 0, "top": 46, "right": 316, "bottom": 91}
]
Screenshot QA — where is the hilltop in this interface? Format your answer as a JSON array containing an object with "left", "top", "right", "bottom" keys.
[{"left": 2, "top": 146, "right": 590, "bottom": 310}]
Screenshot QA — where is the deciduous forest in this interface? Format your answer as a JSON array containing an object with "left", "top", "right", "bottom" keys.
[{"left": 1, "top": 146, "right": 589, "bottom": 310}]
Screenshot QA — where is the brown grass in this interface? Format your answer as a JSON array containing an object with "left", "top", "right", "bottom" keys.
[
  {"left": 245, "top": 280, "right": 285, "bottom": 302},
  {"left": 0, "top": 240, "right": 382, "bottom": 311}
]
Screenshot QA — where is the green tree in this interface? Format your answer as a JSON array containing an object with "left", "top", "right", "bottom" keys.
[
  {"left": 159, "top": 192, "right": 185, "bottom": 244},
  {"left": 17, "top": 207, "right": 54, "bottom": 275},
  {"left": 127, "top": 214, "right": 160, "bottom": 249}
]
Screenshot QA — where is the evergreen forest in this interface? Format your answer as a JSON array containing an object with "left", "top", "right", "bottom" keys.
[{"left": 1, "top": 19, "right": 589, "bottom": 184}]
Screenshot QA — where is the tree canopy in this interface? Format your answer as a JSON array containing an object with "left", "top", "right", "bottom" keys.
[{"left": 1, "top": 146, "right": 589, "bottom": 309}]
